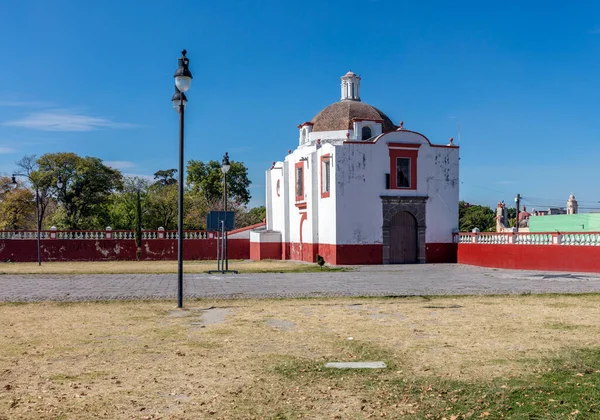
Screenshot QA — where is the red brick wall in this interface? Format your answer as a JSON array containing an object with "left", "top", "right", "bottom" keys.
[
  {"left": 0, "top": 239, "right": 250, "bottom": 262},
  {"left": 458, "top": 243, "right": 600, "bottom": 273}
]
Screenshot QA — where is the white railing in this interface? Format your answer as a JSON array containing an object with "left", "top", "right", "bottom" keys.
[
  {"left": 0, "top": 228, "right": 213, "bottom": 240},
  {"left": 455, "top": 231, "right": 600, "bottom": 246}
]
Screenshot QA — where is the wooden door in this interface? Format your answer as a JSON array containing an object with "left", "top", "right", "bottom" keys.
[{"left": 389, "top": 211, "right": 417, "bottom": 264}]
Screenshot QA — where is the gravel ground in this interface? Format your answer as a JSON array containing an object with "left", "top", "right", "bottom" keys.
[{"left": 2, "top": 264, "right": 600, "bottom": 302}]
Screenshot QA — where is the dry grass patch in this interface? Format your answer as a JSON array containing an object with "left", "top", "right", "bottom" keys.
[
  {"left": 0, "top": 259, "right": 344, "bottom": 275},
  {"left": 1, "top": 295, "right": 600, "bottom": 418}
]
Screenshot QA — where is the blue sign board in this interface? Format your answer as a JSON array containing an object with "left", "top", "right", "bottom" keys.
[{"left": 207, "top": 211, "right": 235, "bottom": 232}]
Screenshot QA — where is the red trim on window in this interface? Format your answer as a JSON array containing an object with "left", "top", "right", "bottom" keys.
[
  {"left": 389, "top": 148, "right": 418, "bottom": 190},
  {"left": 320, "top": 154, "right": 331, "bottom": 199},
  {"left": 295, "top": 202, "right": 307, "bottom": 209},
  {"left": 295, "top": 161, "right": 304, "bottom": 202}
]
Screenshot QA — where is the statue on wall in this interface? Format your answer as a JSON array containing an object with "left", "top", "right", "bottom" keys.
[{"left": 495, "top": 201, "right": 509, "bottom": 232}]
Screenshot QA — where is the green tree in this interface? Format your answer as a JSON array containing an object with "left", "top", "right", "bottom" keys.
[
  {"left": 186, "top": 159, "right": 251, "bottom": 206},
  {"left": 236, "top": 205, "right": 266, "bottom": 228},
  {"left": 108, "top": 176, "right": 150, "bottom": 230},
  {"left": 38, "top": 153, "right": 123, "bottom": 229},
  {"left": 153, "top": 169, "right": 178, "bottom": 186},
  {"left": 145, "top": 172, "right": 179, "bottom": 230},
  {"left": 0, "top": 177, "right": 36, "bottom": 230},
  {"left": 459, "top": 202, "right": 495, "bottom": 232},
  {"left": 15, "top": 155, "right": 59, "bottom": 230}
]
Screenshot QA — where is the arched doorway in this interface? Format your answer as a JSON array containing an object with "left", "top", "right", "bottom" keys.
[{"left": 389, "top": 211, "right": 417, "bottom": 264}]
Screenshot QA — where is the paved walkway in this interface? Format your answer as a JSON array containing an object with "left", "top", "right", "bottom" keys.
[{"left": 2, "top": 265, "right": 600, "bottom": 302}]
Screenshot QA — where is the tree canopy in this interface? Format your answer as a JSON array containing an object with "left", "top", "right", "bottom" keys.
[
  {"left": 38, "top": 153, "right": 123, "bottom": 229},
  {"left": 459, "top": 201, "right": 496, "bottom": 232},
  {"left": 186, "top": 159, "right": 251, "bottom": 206}
]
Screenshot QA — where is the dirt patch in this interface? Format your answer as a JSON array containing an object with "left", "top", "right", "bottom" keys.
[{"left": 198, "top": 307, "right": 231, "bottom": 326}]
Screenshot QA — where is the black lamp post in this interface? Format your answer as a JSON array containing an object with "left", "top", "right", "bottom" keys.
[
  {"left": 172, "top": 49, "right": 192, "bottom": 309},
  {"left": 10, "top": 173, "right": 62, "bottom": 266},
  {"left": 221, "top": 152, "right": 231, "bottom": 271}
]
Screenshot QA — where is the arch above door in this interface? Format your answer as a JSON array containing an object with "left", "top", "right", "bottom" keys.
[{"left": 381, "top": 196, "right": 427, "bottom": 264}]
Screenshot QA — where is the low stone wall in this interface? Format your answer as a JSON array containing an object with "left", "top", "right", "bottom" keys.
[
  {"left": 0, "top": 238, "right": 250, "bottom": 262},
  {"left": 456, "top": 231, "right": 600, "bottom": 273}
]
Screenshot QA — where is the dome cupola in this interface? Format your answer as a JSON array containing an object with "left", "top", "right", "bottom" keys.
[{"left": 341, "top": 70, "right": 361, "bottom": 101}]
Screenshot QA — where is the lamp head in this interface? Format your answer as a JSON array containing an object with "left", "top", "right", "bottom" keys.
[
  {"left": 171, "top": 86, "right": 187, "bottom": 113},
  {"left": 9, "top": 175, "right": 17, "bottom": 189},
  {"left": 221, "top": 152, "right": 231, "bottom": 174},
  {"left": 174, "top": 49, "right": 192, "bottom": 93},
  {"left": 56, "top": 176, "right": 63, "bottom": 189}
]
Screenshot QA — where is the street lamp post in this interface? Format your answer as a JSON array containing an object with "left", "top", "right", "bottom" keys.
[
  {"left": 10, "top": 174, "right": 62, "bottom": 266},
  {"left": 221, "top": 153, "right": 231, "bottom": 271},
  {"left": 172, "top": 49, "right": 192, "bottom": 309}
]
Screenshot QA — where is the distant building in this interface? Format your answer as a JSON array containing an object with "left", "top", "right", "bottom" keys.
[{"left": 536, "top": 207, "right": 566, "bottom": 216}]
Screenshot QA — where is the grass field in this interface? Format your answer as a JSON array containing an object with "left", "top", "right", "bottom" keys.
[
  {"left": 2, "top": 295, "right": 600, "bottom": 418},
  {"left": 0, "top": 260, "right": 345, "bottom": 275}
]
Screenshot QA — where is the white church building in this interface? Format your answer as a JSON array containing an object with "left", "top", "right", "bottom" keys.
[{"left": 250, "top": 71, "right": 460, "bottom": 265}]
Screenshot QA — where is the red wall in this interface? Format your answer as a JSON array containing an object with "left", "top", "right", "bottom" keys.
[
  {"left": 0, "top": 239, "right": 249, "bottom": 262},
  {"left": 250, "top": 242, "right": 282, "bottom": 260},
  {"left": 458, "top": 243, "right": 600, "bottom": 273},
  {"left": 426, "top": 243, "right": 457, "bottom": 264}
]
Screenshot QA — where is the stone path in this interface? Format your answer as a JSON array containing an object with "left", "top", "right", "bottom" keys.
[{"left": 2, "top": 264, "right": 600, "bottom": 302}]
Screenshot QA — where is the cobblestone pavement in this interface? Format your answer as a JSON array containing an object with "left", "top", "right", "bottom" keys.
[{"left": 1, "top": 264, "right": 600, "bottom": 302}]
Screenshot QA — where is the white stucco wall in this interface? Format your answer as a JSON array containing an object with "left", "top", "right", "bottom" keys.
[
  {"left": 316, "top": 143, "right": 337, "bottom": 245},
  {"left": 267, "top": 163, "right": 286, "bottom": 235},
  {"left": 334, "top": 130, "right": 459, "bottom": 245},
  {"left": 423, "top": 147, "right": 459, "bottom": 243},
  {"left": 309, "top": 129, "right": 349, "bottom": 142}
]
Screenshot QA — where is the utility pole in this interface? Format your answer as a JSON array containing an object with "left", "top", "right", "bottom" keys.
[{"left": 515, "top": 193, "right": 521, "bottom": 233}]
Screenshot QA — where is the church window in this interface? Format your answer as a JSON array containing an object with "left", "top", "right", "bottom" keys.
[
  {"left": 388, "top": 144, "right": 419, "bottom": 190},
  {"left": 295, "top": 163, "right": 304, "bottom": 201},
  {"left": 321, "top": 155, "right": 331, "bottom": 198},
  {"left": 396, "top": 158, "right": 410, "bottom": 188},
  {"left": 362, "top": 126, "right": 372, "bottom": 140}
]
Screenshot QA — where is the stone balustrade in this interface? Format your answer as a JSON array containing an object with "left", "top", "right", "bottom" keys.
[
  {"left": 454, "top": 231, "right": 600, "bottom": 246},
  {"left": 0, "top": 227, "right": 214, "bottom": 240}
]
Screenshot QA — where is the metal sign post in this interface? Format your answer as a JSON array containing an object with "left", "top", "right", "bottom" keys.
[{"left": 207, "top": 211, "right": 238, "bottom": 274}]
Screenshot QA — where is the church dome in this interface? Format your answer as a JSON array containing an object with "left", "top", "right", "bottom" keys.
[{"left": 310, "top": 100, "right": 397, "bottom": 132}]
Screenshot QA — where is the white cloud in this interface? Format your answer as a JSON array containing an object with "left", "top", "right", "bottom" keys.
[
  {"left": 3, "top": 109, "right": 136, "bottom": 132},
  {"left": 105, "top": 161, "right": 137, "bottom": 170},
  {"left": 0, "top": 146, "right": 18, "bottom": 154}
]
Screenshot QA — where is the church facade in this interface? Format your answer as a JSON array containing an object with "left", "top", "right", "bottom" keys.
[{"left": 250, "top": 71, "right": 460, "bottom": 265}]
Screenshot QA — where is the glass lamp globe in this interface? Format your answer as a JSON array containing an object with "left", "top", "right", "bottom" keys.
[
  {"left": 172, "top": 97, "right": 187, "bottom": 113},
  {"left": 175, "top": 76, "right": 192, "bottom": 93},
  {"left": 221, "top": 153, "right": 231, "bottom": 174}
]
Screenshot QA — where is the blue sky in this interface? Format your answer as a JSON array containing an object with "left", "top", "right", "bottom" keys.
[{"left": 1, "top": 0, "right": 600, "bottom": 211}]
